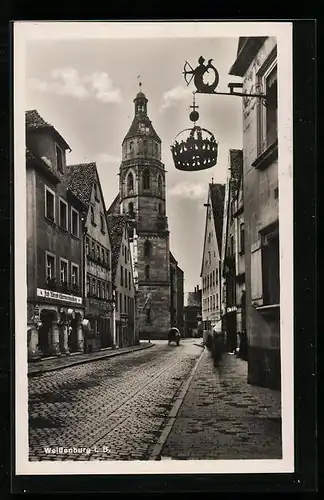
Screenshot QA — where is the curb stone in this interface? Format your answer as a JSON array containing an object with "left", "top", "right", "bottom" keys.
[
  {"left": 149, "top": 346, "right": 206, "bottom": 460},
  {"left": 28, "top": 343, "right": 155, "bottom": 377}
]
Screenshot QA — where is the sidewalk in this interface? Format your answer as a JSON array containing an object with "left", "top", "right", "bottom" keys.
[
  {"left": 158, "top": 349, "right": 282, "bottom": 460},
  {"left": 28, "top": 342, "right": 154, "bottom": 377}
]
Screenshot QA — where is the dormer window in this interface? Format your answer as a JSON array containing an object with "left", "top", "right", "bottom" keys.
[{"left": 56, "top": 145, "right": 64, "bottom": 173}]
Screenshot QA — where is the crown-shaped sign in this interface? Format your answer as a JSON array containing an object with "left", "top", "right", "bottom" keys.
[{"left": 171, "top": 125, "right": 218, "bottom": 171}]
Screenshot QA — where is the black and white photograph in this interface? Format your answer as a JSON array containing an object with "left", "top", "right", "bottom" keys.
[{"left": 14, "top": 21, "right": 293, "bottom": 476}]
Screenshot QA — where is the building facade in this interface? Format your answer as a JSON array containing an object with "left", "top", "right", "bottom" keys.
[
  {"left": 200, "top": 182, "right": 225, "bottom": 342},
  {"left": 229, "top": 37, "right": 280, "bottom": 388},
  {"left": 184, "top": 286, "right": 202, "bottom": 338},
  {"left": 26, "top": 110, "right": 85, "bottom": 361},
  {"left": 107, "top": 214, "right": 136, "bottom": 347},
  {"left": 170, "top": 252, "right": 184, "bottom": 331},
  {"left": 221, "top": 150, "right": 246, "bottom": 355},
  {"left": 66, "top": 162, "right": 113, "bottom": 353},
  {"left": 109, "top": 89, "right": 172, "bottom": 340}
]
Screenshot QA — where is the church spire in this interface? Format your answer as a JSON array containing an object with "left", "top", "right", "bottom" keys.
[{"left": 134, "top": 81, "right": 148, "bottom": 116}]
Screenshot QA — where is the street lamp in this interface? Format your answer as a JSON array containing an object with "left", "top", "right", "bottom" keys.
[{"left": 170, "top": 56, "right": 267, "bottom": 172}]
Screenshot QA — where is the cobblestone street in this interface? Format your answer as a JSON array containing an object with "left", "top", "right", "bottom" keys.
[
  {"left": 159, "top": 349, "right": 282, "bottom": 460},
  {"left": 28, "top": 340, "right": 201, "bottom": 461}
]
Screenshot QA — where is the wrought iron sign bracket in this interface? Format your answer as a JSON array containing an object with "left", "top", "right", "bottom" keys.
[{"left": 183, "top": 57, "right": 267, "bottom": 102}]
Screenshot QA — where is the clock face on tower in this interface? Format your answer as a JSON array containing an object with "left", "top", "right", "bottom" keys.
[{"left": 139, "top": 123, "right": 150, "bottom": 134}]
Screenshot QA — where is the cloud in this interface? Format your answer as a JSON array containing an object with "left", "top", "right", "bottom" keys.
[
  {"left": 168, "top": 180, "right": 207, "bottom": 200},
  {"left": 28, "top": 68, "right": 121, "bottom": 103},
  {"left": 159, "top": 85, "right": 192, "bottom": 112},
  {"left": 96, "top": 152, "right": 121, "bottom": 164}
]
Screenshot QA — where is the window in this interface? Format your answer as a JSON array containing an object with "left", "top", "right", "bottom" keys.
[
  {"left": 128, "top": 202, "right": 134, "bottom": 215},
  {"left": 124, "top": 295, "right": 127, "bottom": 313},
  {"left": 107, "top": 250, "right": 111, "bottom": 270},
  {"left": 129, "top": 141, "right": 134, "bottom": 153},
  {"left": 129, "top": 271, "right": 131, "bottom": 290},
  {"left": 71, "top": 264, "right": 79, "bottom": 286},
  {"left": 71, "top": 208, "right": 79, "bottom": 237},
  {"left": 127, "top": 172, "right": 134, "bottom": 193},
  {"left": 157, "top": 175, "right": 162, "bottom": 196},
  {"left": 144, "top": 240, "right": 151, "bottom": 258},
  {"left": 146, "top": 308, "right": 151, "bottom": 325},
  {"left": 90, "top": 205, "right": 95, "bottom": 225},
  {"left": 258, "top": 60, "right": 278, "bottom": 153},
  {"left": 145, "top": 265, "right": 150, "bottom": 280},
  {"left": 91, "top": 240, "right": 95, "bottom": 257},
  {"left": 94, "top": 183, "right": 99, "bottom": 200},
  {"left": 216, "top": 293, "right": 219, "bottom": 309},
  {"left": 208, "top": 251, "right": 211, "bottom": 265},
  {"left": 120, "top": 265, "right": 124, "bottom": 286},
  {"left": 101, "top": 247, "right": 105, "bottom": 264},
  {"left": 216, "top": 268, "right": 219, "bottom": 284},
  {"left": 96, "top": 244, "right": 100, "bottom": 260},
  {"left": 97, "top": 281, "right": 101, "bottom": 298},
  {"left": 56, "top": 145, "right": 64, "bottom": 173},
  {"left": 100, "top": 213, "right": 105, "bottom": 233},
  {"left": 212, "top": 270, "right": 215, "bottom": 287},
  {"left": 155, "top": 143, "right": 159, "bottom": 157},
  {"left": 59, "top": 199, "right": 68, "bottom": 230},
  {"left": 240, "top": 223, "right": 245, "bottom": 253},
  {"left": 46, "top": 253, "right": 55, "bottom": 281},
  {"left": 115, "top": 292, "right": 119, "bottom": 312},
  {"left": 261, "top": 226, "right": 280, "bottom": 305},
  {"left": 158, "top": 203, "right": 162, "bottom": 214},
  {"left": 45, "top": 186, "right": 55, "bottom": 222},
  {"left": 124, "top": 246, "right": 128, "bottom": 263},
  {"left": 125, "top": 268, "right": 128, "bottom": 289},
  {"left": 86, "top": 275, "right": 90, "bottom": 294},
  {"left": 85, "top": 236, "right": 90, "bottom": 256},
  {"left": 143, "top": 169, "right": 150, "bottom": 190},
  {"left": 60, "top": 259, "right": 68, "bottom": 285},
  {"left": 92, "top": 278, "right": 96, "bottom": 296}
]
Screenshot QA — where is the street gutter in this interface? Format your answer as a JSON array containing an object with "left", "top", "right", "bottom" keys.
[
  {"left": 149, "top": 346, "right": 206, "bottom": 460},
  {"left": 28, "top": 343, "right": 155, "bottom": 377}
]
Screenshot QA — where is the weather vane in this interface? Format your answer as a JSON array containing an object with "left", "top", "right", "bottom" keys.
[{"left": 183, "top": 56, "right": 267, "bottom": 102}]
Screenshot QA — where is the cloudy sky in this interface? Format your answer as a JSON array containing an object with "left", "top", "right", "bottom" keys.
[{"left": 24, "top": 26, "right": 243, "bottom": 299}]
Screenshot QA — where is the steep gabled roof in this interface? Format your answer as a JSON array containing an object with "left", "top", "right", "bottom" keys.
[
  {"left": 25, "top": 109, "right": 71, "bottom": 150},
  {"left": 209, "top": 183, "right": 226, "bottom": 252},
  {"left": 106, "top": 214, "right": 128, "bottom": 282},
  {"left": 107, "top": 193, "right": 121, "bottom": 215},
  {"left": 65, "top": 162, "right": 97, "bottom": 214}
]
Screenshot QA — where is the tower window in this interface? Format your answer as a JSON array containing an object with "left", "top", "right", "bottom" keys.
[
  {"left": 128, "top": 202, "right": 134, "bottom": 216},
  {"left": 127, "top": 172, "right": 134, "bottom": 193},
  {"left": 144, "top": 240, "right": 151, "bottom": 258},
  {"left": 144, "top": 265, "right": 150, "bottom": 280},
  {"left": 157, "top": 175, "right": 162, "bottom": 196},
  {"left": 143, "top": 169, "right": 150, "bottom": 190}
]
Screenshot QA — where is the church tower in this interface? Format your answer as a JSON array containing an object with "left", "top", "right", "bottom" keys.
[{"left": 119, "top": 86, "right": 171, "bottom": 339}]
